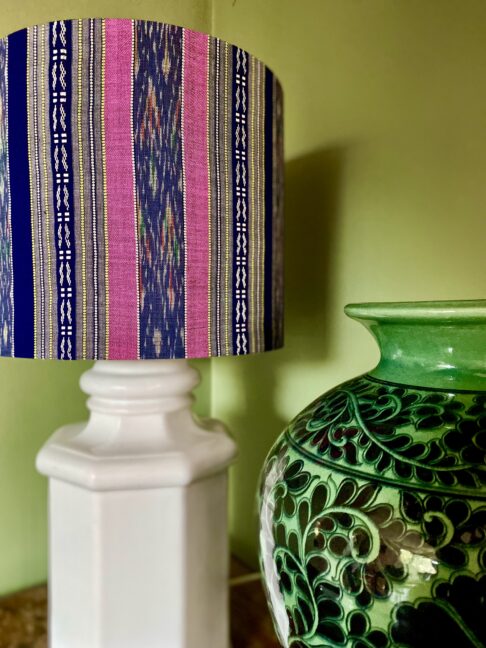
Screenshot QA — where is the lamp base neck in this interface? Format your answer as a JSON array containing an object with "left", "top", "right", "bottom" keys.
[{"left": 37, "top": 359, "right": 237, "bottom": 490}]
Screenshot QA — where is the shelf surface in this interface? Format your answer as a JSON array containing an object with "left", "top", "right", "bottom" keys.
[{"left": 0, "top": 558, "right": 280, "bottom": 647}]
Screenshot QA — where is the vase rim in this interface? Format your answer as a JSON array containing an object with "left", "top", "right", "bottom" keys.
[{"left": 345, "top": 298, "right": 486, "bottom": 322}]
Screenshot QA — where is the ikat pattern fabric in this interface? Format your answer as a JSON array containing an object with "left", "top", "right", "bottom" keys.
[{"left": 0, "top": 18, "right": 284, "bottom": 359}]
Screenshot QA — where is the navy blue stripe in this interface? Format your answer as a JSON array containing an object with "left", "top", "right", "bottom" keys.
[
  {"left": 49, "top": 21, "right": 76, "bottom": 359},
  {"left": 134, "top": 23, "right": 185, "bottom": 359},
  {"left": 231, "top": 49, "right": 250, "bottom": 355},
  {"left": 263, "top": 69, "right": 274, "bottom": 351},
  {"left": 8, "top": 29, "right": 34, "bottom": 358}
]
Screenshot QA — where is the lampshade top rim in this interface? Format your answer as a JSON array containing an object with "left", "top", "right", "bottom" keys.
[{"left": 1, "top": 16, "right": 282, "bottom": 85}]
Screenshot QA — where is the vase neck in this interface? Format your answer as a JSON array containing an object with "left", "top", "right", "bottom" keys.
[{"left": 345, "top": 301, "right": 486, "bottom": 391}]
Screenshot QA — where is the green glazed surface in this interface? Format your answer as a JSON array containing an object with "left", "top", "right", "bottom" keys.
[{"left": 259, "top": 300, "right": 486, "bottom": 647}]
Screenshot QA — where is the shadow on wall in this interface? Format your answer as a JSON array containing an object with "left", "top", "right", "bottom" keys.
[
  {"left": 285, "top": 146, "right": 344, "bottom": 356},
  {"left": 227, "top": 146, "right": 346, "bottom": 565}
]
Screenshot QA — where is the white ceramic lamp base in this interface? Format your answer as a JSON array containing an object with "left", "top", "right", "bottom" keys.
[{"left": 36, "top": 360, "right": 237, "bottom": 648}]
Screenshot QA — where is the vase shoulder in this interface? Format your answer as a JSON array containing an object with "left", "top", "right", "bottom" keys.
[{"left": 287, "top": 374, "right": 486, "bottom": 499}]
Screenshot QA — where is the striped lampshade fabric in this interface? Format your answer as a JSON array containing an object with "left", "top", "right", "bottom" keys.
[{"left": 0, "top": 18, "right": 283, "bottom": 360}]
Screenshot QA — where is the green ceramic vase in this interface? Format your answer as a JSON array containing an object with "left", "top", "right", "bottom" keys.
[{"left": 259, "top": 300, "right": 486, "bottom": 648}]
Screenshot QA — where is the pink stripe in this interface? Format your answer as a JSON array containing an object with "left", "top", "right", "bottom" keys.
[
  {"left": 183, "top": 31, "right": 210, "bottom": 358},
  {"left": 104, "top": 19, "right": 138, "bottom": 359}
]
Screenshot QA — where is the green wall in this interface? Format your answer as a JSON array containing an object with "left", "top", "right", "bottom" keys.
[
  {"left": 1, "top": 0, "right": 486, "bottom": 593},
  {"left": 210, "top": 0, "right": 486, "bottom": 566}
]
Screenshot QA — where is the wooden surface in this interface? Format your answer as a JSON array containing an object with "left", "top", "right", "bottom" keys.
[
  {"left": 0, "top": 558, "right": 279, "bottom": 648},
  {"left": 230, "top": 558, "right": 280, "bottom": 648},
  {"left": 0, "top": 586, "right": 47, "bottom": 648}
]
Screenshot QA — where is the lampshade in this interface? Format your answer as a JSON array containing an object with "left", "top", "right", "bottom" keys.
[{"left": 0, "top": 18, "right": 283, "bottom": 360}]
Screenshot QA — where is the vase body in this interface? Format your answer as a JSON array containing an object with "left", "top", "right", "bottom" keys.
[{"left": 259, "top": 301, "right": 486, "bottom": 648}]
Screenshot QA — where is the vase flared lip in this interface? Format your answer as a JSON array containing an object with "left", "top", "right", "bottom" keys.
[{"left": 345, "top": 299, "right": 486, "bottom": 323}]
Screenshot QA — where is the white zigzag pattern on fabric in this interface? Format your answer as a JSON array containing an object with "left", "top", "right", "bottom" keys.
[
  {"left": 235, "top": 48, "right": 248, "bottom": 355},
  {"left": 52, "top": 21, "right": 73, "bottom": 358}
]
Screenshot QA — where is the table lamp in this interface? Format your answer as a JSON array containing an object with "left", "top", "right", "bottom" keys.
[{"left": 0, "top": 18, "right": 283, "bottom": 648}]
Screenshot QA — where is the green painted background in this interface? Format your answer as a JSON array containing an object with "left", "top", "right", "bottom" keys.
[
  {"left": 211, "top": 0, "right": 486, "bottom": 567},
  {"left": 0, "top": 0, "right": 485, "bottom": 593}
]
